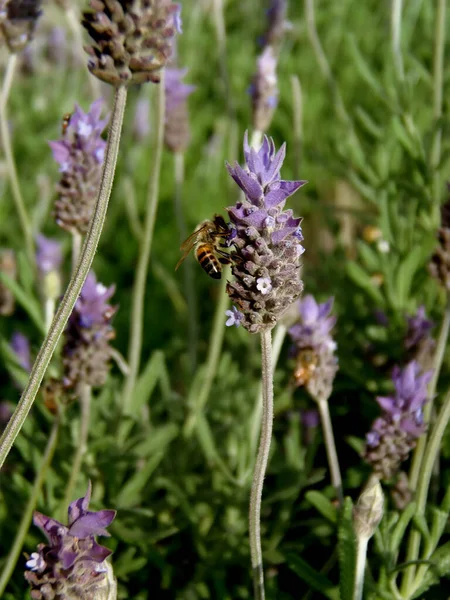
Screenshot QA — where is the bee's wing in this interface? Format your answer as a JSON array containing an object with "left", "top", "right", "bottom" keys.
[{"left": 175, "top": 223, "right": 209, "bottom": 271}]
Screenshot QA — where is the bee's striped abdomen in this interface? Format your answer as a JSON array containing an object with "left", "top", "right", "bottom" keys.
[{"left": 196, "top": 244, "right": 222, "bottom": 279}]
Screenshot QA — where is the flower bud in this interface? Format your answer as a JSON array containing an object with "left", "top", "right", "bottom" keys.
[{"left": 353, "top": 475, "right": 384, "bottom": 539}]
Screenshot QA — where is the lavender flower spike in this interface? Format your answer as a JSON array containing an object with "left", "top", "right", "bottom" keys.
[
  {"left": 36, "top": 235, "right": 63, "bottom": 275},
  {"left": 289, "top": 295, "right": 338, "bottom": 402},
  {"left": 49, "top": 100, "right": 108, "bottom": 236},
  {"left": 25, "top": 481, "right": 117, "bottom": 600},
  {"left": 250, "top": 46, "right": 279, "bottom": 133},
  {"left": 364, "top": 361, "right": 433, "bottom": 480},
  {"left": 62, "top": 272, "right": 116, "bottom": 392},
  {"left": 164, "top": 67, "right": 196, "bottom": 153},
  {"left": 225, "top": 133, "right": 306, "bottom": 333},
  {"left": 82, "top": 0, "right": 181, "bottom": 86}
]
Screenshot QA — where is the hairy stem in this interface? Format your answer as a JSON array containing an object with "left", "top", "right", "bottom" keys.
[
  {"left": 0, "top": 53, "right": 34, "bottom": 264},
  {"left": 0, "top": 416, "right": 60, "bottom": 596},
  {"left": 61, "top": 384, "right": 91, "bottom": 514},
  {"left": 0, "top": 85, "right": 127, "bottom": 471},
  {"left": 123, "top": 75, "right": 165, "bottom": 414},
  {"left": 249, "top": 329, "right": 274, "bottom": 600},
  {"left": 44, "top": 298, "right": 56, "bottom": 333},
  {"left": 430, "top": 0, "right": 446, "bottom": 223},
  {"left": 353, "top": 536, "right": 369, "bottom": 600},
  {"left": 174, "top": 151, "right": 198, "bottom": 373},
  {"left": 72, "top": 231, "right": 82, "bottom": 272},
  {"left": 248, "top": 324, "right": 286, "bottom": 476},
  {"left": 317, "top": 398, "right": 344, "bottom": 505}
]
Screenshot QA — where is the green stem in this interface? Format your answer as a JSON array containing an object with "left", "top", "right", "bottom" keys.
[
  {"left": 409, "top": 298, "right": 450, "bottom": 489},
  {"left": 0, "top": 53, "right": 34, "bottom": 264},
  {"left": 184, "top": 272, "right": 229, "bottom": 436},
  {"left": 61, "top": 384, "right": 91, "bottom": 515},
  {"left": 123, "top": 75, "right": 165, "bottom": 414},
  {"left": 174, "top": 151, "right": 198, "bottom": 374},
  {"left": 249, "top": 329, "right": 274, "bottom": 600},
  {"left": 72, "top": 231, "right": 82, "bottom": 272},
  {"left": 290, "top": 75, "right": 303, "bottom": 180},
  {"left": 403, "top": 388, "right": 450, "bottom": 598},
  {"left": 391, "top": 0, "right": 405, "bottom": 81},
  {"left": 0, "top": 85, "right": 127, "bottom": 471},
  {"left": 430, "top": 0, "right": 446, "bottom": 224},
  {"left": 353, "top": 535, "right": 369, "bottom": 600},
  {"left": 248, "top": 324, "right": 286, "bottom": 476},
  {"left": 317, "top": 398, "right": 344, "bottom": 505},
  {"left": 0, "top": 416, "right": 60, "bottom": 596}
]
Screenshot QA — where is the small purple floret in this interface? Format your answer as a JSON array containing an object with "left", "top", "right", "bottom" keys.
[{"left": 35, "top": 234, "right": 63, "bottom": 275}]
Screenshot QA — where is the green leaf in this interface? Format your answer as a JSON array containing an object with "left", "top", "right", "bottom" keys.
[
  {"left": 395, "top": 247, "right": 428, "bottom": 307},
  {"left": 285, "top": 553, "right": 339, "bottom": 600},
  {"left": 389, "top": 502, "right": 416, "bottom": 557},
  {"left": 129, "top": 350, "right": 170, "bottom": 414},
  {"left": 338, "top": 497, "right": 357, "bottom": 600},
  {"left": 427, "top": 508, "right": 448, "bottom": 556},
  {"left": 346, "top": 261, "right": 385, "bottom": 305},
  {"left": 358, "top": 242, "right": 381, "bottom": 272},
  {"left": 347, "top": 37, "right": 391, "bottom": 107},
  {"left": 305, "top": 491, "right": 337, "bottom": 524},
  {"left": 115, "top": 451, "right": 165, "bottom": 508},
  {"left": 131, "top": 424, "right": 179, "bottom": 458},
  {"left": 0, "top": 272, "right": 45, "bottom": 333}
]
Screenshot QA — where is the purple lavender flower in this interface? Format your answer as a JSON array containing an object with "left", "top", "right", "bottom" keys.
[
  {"left": 225, "top": 133, "right": 306, "bottom": 333},
  {"left": 62, "top": 272, "right": 116, "bottom": 391},
  {"left": 35, "top": 234, "right": 63, "bottom": 275},
  {"left": 225, "top": 306, "right": 244, "bottom": 327},
  {"left": 49, "top": 100, "right": 108, "bottom": 235},
  {"left": 83, "top": 0, "right": 181, "bottom": 86},
  {"left": 10, "top": 332, "right": 31, "bottom": 372},
  {"left": 25, "top": 481, "right": 116, "bottom": 599},
  {"left": 289, "top": 295, "right": 338, "bottom": 402},
  {"left": 405, "top": 306, "right": 434, "bottom": 350},
  {"left": 164, "top": 67, "right": 195, "bottom": 153},
  {"left": 249, "top": 46, "right": 278, "bottom": 133},
  {"left": 364, "top": 361, "right": 432, "bottom": 480}
]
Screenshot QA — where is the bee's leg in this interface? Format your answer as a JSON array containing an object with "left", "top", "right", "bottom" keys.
[{"left": 216, "top": 249, "right": 232, "bottom": 265}]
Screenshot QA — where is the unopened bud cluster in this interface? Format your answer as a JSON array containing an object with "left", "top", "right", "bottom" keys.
[{"left": 0, "top": 0, "right": 42, "bottom": 53}]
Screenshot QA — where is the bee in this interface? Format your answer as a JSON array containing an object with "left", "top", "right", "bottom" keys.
[
  {"left": 61, "top": 112, "right": 72, "bottom": 135},
  {"left": 176, "top": 214, "right": 232, "bottom": 279},
  {"left": 41, "top": 378, "right": 64, "bottom": 415},
  {"left": 293, "top": 347, "right": 318, "bottom": 387}
]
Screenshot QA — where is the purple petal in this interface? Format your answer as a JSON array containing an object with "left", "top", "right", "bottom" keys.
[
  {"left": 89, "top": 540, "right": 113, "bottom": 563},
  {"left": 68, "top": 481, "right": 92, "bottom": 525},
  {"left": 69, "top": 510, "right": 116, "bottom": 538},
  {"left": 33, "top": 512, "right": 66, "bottom": 542},
  {"left": 299, "top": 295, "right": 319, "bottom": 324},
  {"left": 225, "top": 162, "right": 263, "bottom": 203},
  {"left": 376, "top": 396, "right": 396, "bottom": 413},
  {"left": 318, "top": 298, "right": 334, "bottom": 319}
]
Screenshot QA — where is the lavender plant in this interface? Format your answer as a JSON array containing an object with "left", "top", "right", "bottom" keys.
[{"left": 226, "top": 132, "right": 305, "bottom": 598}]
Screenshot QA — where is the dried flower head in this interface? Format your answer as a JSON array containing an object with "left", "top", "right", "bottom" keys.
[
  {"left": 82, "top": 0, "right": 181, "bottom": 86},
  {"left": 49, "top": 100, "right": 108, "bottom": 236},
  {"left": 62, "top": 272, "right": 116, "bottom": 392},
  {"left": 364, "top": 361, "right": 432, "bottom": 480},
  {"left": 164, "top": 67, "right": 195, "bottom": 153},
  {"left": 250, "top": 46, "right": 278, "bottom": 133},
  {"left": 429, "top": 184, "right": 450, "bottom": 289},
  {"left": 0, "top": 248, "right": 17, "bottom": 316},
  {"left": 225, "top": 133, "right": 306, "bottom": 334},
  {"left": 289, "top": 295, "right": 338, "bottom": 402},
  {"left": 0, "top": 0, "right": 42, "bottom": 53},
  {"left": 25, "top": 481, "right": 116, "bottom": 600}
]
